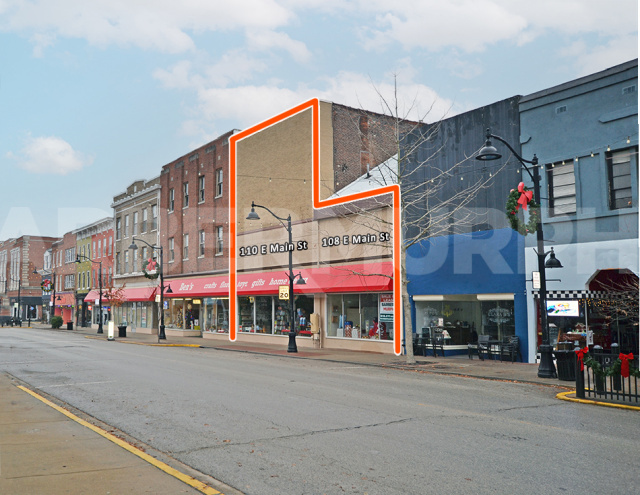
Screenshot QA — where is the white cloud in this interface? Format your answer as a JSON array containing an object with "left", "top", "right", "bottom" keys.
[
  {"left": 356, "top": 0, "right": 637, "bottom": 54},
  {"left": 0, "top": 0, "right": 295, "bottom": 54},
  {"left": 246, "top": 29, "right": 311, "bottom": 63},
  {"left": 11, "top": 135, "right": 93, "bottom": 175},
  {"left": 560, "top": 35, "right": 640, "bottom": 77}
]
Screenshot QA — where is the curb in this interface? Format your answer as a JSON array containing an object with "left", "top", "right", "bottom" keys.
[
  {"left": 83, "top": 335, "right": 202, "bottom": 347},
  {"left": 16, "top": 384, "right": 227, "bottom": 494},
  {"left": 556, "top": 390, "right": 640, "bottom": 411}
]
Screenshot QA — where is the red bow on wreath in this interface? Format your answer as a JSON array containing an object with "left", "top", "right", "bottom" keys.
[
  {"left": 619, "top": 352, "right": 634, "bottom": 378},
  {"left": 146, "top": 258, "right": 157, "bottom": 271},
  {"left": 575, "top": 347, "right": 589, "bottom": 371},
  {"left": 517, "top": 182, "right": 533, "bottom": 210}
]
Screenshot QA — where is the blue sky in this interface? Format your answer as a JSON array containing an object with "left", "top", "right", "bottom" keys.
[{"left": 1, "top": 0, "right": 637, "bottom": 239}]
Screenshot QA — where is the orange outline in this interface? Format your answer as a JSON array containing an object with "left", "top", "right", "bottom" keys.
[{"left": 229, "top": 98, "right": 402, "bottom": 355}]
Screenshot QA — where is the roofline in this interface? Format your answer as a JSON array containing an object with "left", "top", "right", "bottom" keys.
[{"left": 520, "top": 59, "right": 638, "bottom": 104}]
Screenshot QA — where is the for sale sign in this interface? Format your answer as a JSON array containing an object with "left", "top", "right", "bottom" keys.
[{"left": 379, "top": 294, "right": 394, "bottom": 322}]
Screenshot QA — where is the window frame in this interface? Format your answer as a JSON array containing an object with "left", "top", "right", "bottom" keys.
[
  {"left": 183, "top": 182, "right": 189, "bottom": 208},
  {"left": 606, "top": 147, "right": 637, "bottom": 210},
  {"left": 216, "top": 168, "right": 223, "bottom": 198},
  {"left": 198, "top": 175, "right": 205, "bottom": 203},
  {"left": 547, "top": 160, "right": 577, "bottom": 216}
]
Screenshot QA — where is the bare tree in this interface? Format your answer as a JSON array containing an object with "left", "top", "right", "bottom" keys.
[{"left": 323, "top": 79, "right": 509, "bottom": 363}]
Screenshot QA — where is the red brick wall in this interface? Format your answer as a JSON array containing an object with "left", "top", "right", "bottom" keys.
[{"left": 160, "top": 131, "right": 233, "bottom": 279}]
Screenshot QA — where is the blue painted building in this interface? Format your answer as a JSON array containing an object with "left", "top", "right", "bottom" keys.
[
  {"left": 519, "top": 59, "right": 638, "bottom": 359},
  {"left": 404, "top": 97, "right": 529, "bottom": 358}
]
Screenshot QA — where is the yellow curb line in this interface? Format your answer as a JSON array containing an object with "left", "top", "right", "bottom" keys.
[
  {"left": 83, "top": 335, "right": 201, "bottom": 347},
  {"left": 17, "top": 385, "right": 223, "bottom": 495},
  {"left": 556, "top": 390, "right": 640, "bottom": 411}
]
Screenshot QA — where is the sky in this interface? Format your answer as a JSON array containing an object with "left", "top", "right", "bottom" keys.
[{"left": 0, "top": 0, "right": 638, "bottom": 240}]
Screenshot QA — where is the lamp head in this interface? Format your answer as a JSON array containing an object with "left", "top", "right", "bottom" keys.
[
  {"left": 75, "top": 255, "right": 80, "bottom": 264},
  {"left": 165, "top": 285, "right": 173, "bottom": 294},
  {"left": 476, "top": 138, "right": 502, "bottom": 161},
  {"left": 246, "top": 202, "right": 260, "bottom": 221},
  {"left": 128, "top": 240, "right": 138, "bottom": 250},
  {"left": 545, "top": 247, "right": 563, "bottom": 269},
  {"left": 295, "top": 273, "right": 306, "bottom": 285}
]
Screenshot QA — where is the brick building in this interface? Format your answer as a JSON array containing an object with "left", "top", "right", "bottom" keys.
[
  {"left": 112, "top": 177, "right": 161, "bottom": 334},
  {"left": 158, "top": 130, "right": 236, "bottom": 335},
  {"left": 0, "top": 235, "right": 60, "bottom": 321},
  {"left": 51, "top": 232, "right": 78, "bottom": 325}
]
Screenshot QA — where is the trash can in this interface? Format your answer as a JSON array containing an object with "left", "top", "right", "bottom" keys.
[
  {"left": 554, "top": 349, "right": 576, "bottom": 381},
  {"left": 118, "top": 325, "right": 127, "bottom": 338},
  {"left": 66, "top": 321, "right": 73, "bottom": 330}
]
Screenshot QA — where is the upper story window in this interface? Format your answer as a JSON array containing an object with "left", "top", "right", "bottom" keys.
[
  {"left": 151, "top": 204, "right": 158, "bottom": 230},
  {"left": 607, "top": 147, "right": 637, "bottom": 210},
  {"left": 133, "top": 211, "right": 138, "bottom": 236},
  {"left": 142, "top": 208, "right": 148, "bottom": 233},
  {"left": 216, "top": 168, "right": 223, "bottom": 197},
  {"left": 108, "top": 237, "right": 112, "bottom": 256},
  {"left": 199, "top": 230, "right": 205, "bottom": 257},
  {"left": 116, "top": 252, "right": 121, "bottom": 275},
  {"left": 116, "top": 217, "right": 122, "bottom": 240},
  {"left": 169, "top": 189, "right": 175, "bottom": 212},
  {"left": 216, "top": 226, "right": 224, "bottom": 255},
  {"left": 198, "top": 176, "right": 205, "bottom": 203},
  {"left": 547, "top": 160, "right": 576, "bottom": 216},
  {"left": 124, "top": 214, "right": 130, "bottom": 238},
  {"left": 183, "top": 182, "right": 189, "bottom": 208},
  {"left": 168, "top": 237, "right": 175, "bottom": 262},
  {"left": 183, "top": 233, "right": 189, "bottom": 260}
]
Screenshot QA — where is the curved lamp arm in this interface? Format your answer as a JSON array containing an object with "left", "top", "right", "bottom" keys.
[{"left": 485, "top": 128, "right": 538, "bottom": 181}]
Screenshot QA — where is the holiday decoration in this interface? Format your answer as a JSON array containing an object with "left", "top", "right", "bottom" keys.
[
  {"left": 142, "top": 258, "right": 159, "bottom": 279},
  {"left": 41, "top": 279, "right": 53, "bottom": 292},
  {"left": 505, "top": 183, "right": 540, "bottom": 236}
]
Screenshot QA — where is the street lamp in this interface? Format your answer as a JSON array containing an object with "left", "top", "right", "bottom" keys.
[
  {"left": 34, "top": 267, "right": 56, "bottom": 324},
  {"left": 128, "top": 237, "right": 169, "bottom": 340},
  {"left": 246, "top": 202, "right": 306, "bottom": 353},
  {"left": 75, "top": 255, "right": 103, "bottom": 334},
  {"left": 477, "top": 128, "right": 563, "bottom": 378}
]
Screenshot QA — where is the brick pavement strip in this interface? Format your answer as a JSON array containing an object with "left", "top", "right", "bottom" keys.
[{"left": 0, "top": 373, "right": 239, "bottom": 495}]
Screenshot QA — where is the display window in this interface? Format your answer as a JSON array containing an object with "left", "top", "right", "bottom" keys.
[
  {"left": 202, "top": 297, "right": 229, "bottom": 333},
  {"left": 415, "top": 298, "right": 514, "bottom": 345},
  {"left": 326, "top": 293, "right": 393, "bottom": 340}
]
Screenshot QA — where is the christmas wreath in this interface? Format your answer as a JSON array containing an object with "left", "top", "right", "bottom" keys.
[
  {"left": 506, "top": 182, "right": 540, "bottom": 236},
  {"left": 142, "top": 258, "right": 159, "bottom": 280},
  {"left": 41, "top": 279, "right": 53, "bottom": 292}
]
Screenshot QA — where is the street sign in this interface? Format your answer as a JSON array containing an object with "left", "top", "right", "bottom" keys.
[
  {"left": 279, "top": 285, "right": 289, "bottom": 300},
  {"left": 532, "top": 271, "right": 540, "bottom": 290}
]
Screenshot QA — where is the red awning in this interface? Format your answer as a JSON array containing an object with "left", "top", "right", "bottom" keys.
[
  {"left": 83, "top": 287, "right": 157, "bottom": 302},
  {"left": 165, "top": 262, "right": 392, "bottom": 298}
]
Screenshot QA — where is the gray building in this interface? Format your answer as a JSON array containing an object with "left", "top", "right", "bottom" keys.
[{"left": 520, "top": 59, "right": 639, "bottom": 359}]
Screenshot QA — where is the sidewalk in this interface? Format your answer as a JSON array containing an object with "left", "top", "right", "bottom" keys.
[
  {"left": 27, "top": 322, "right": 571, "bottom": 389},
  {"left": 0, "top": 372, "right": 236, "bottom": 495}
]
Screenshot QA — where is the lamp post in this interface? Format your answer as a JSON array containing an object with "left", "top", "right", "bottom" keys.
[
  {"left": 246, "top": 202, "right": 306, "bottom": 353},
  {"left": 477, "top": 128, "right": 563, "bottom": 379},
  {"left": 75, "top": 255, "right": 103, "bottom": 334},
  {"left": 128, "top": 237, "right": 168, "bottom": 340}
]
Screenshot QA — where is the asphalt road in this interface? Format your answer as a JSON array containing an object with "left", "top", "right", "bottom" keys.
[{"left": 1, "top": 328, "right": 638, "bottom": 495}]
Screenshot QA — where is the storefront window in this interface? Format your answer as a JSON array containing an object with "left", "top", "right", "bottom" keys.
[
  {"left": 255, "top": 296, "right": 273, "bottom": 334},
  {"left": 274, "top": 302, "right": 289, "bottom": 334},
  {"left": 326, "top": 293, "right": 393, "bottom": 341},
  {"left": 238, "top": 296, "right": 254, "bottom": 332},
  {"left": 294, "top": 295, "right": 314, "bottom": 333},
  {"left": 414, "top": 298, "right": 513, "bottom": 345}
]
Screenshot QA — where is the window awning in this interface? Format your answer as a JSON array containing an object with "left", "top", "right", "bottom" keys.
[
  {"left": 164, "top": 262, "right": 393, "bottom": 298},
  {"left": 83, "top": 287, "right": 157, "bottom": 303}
]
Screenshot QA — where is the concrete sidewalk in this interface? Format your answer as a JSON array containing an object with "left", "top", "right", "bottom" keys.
[
  {"left": 0, "top": 373, "right": 237, "bottom": 495},
  {"left": 28, "top": 322, "right": 572, "bottom": 389}
]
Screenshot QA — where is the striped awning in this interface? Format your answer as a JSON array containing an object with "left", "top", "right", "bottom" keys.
[{"left": 532, "top": 290, "right": 633, "bottom": 300}]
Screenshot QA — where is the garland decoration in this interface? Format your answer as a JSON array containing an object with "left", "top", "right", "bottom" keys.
[
  {"left": 142, "top": 258, "right": 159, "bottom": 280},
  {"left": 41, "top": 279, "right": 53, "bottom": 292},
  {"left": 579, "top": 349, "right": 640, "bottom": 378},
  {"left": 506, "top": 182, "right": 540, "bottom": 236}
]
